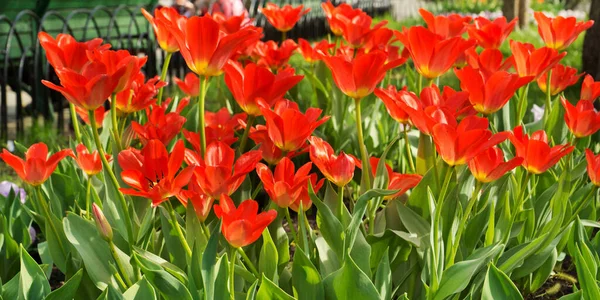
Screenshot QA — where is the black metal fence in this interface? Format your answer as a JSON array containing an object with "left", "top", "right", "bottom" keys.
[{"left": 0, "top": 0, "right": 391, "bottom": 140}]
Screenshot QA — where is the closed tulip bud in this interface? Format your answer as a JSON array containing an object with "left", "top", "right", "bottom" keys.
[{"left": 92, "top": 203, "right": 112, "bottom": 242}]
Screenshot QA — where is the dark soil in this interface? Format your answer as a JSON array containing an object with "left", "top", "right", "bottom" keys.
[{"left": 527, "top": 256, "right": 578, "bottom": 300}]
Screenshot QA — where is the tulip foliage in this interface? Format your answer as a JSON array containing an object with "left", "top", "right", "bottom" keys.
[{"left": 2, "top": 2, "right": 600, "bottom": 300}]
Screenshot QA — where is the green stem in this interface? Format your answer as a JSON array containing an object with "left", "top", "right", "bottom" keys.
[
  {"left": 229, "top": 247, "right": 236, "bottom": 300},
  {"left": 110, "top": 94, "right": 122, "bottom": 150},
  {"left": 281, "top": 31, "right": 287, "bottom": 42},
  {"left": 417, "top": 74, "right": 423, "bottom": 93},
  {"left": 69, "top": 103, "right": 82, "bottom": 143},
  {"left": 157, "top": 52, "right": 173, "bottom": 105},
  {"left": 504, "top": 172, "right": 531, "bottom": 243},
  {"left": 86, "top": 177, "right": 92, "bottom": 219},
  {"left": 109, "top": 240, "right": 133, "bottom": 288},
  {"left": 201, "top": 222, "right": 211, "bottom": 240},
  {"left": 337, "top": 185, "right": 345, "bottom": 223},
  {"left": 198, "top": 76, "right": 208, "bottom": 156},
  {"left": 285, "top": 208, "right": 298, "bottom": 242},
  {"left": 403, "top": 125, "right": 416, "bottom": 173},
  {"left": 165, "top": 201, "right": 192, "bottom": 258},
  {"left": 35, "top": 187, "right": 66, "bottom": 256},
  {"left": 354, "top": 98, "right": 371, "bottom": 190},
  {"left": 430, "top": 166, "right": 454, "bottom": 295},
  {"left": 543, "top": 70, "right": 553, "bottom": 126},
  {"left": 237, "top": 247, "right": 260, "bottom": 278},
  {"left": 238, "top": 115, "right": 255, "bottom": 154},
  {"left": 447, "top": 181, "right": 483, "bottom": 267},
  {"left": 88, "top": 110, "right": 134, "bottom": 246},
  {"left": 565, "top": 186, "right": 597, "bottom": 226}
]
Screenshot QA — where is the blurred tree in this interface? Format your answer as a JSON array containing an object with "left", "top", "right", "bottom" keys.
[
  {"left": 583, "top": 0, "right": 600, "bottom": 79},
  {"left": 502, "top": 0, "right": 518, "bottom": 21}
]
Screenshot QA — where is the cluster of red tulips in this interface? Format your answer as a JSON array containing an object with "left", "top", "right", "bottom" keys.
[{"left": 1, "top": 1, "right": 600, "bottom": 298}]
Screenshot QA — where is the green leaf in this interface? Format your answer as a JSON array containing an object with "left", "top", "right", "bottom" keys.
[
  {"left": 559, "top": 291, "right": 583, "bottom": 300},
  {"left": 434, "top": 244, "right": 503, "bottom": 300},
  {"left": 256, "top": 274, "right": 295, "bottom": 300},
  {"left": 185, "top": 204, "right": 207, "bottom": 256},
  {"left": 346, "top": 189, "right": 396, "bottom": 253},
  {"left": 323, "top": 254, "right": 380, "bottom": 300},
  {"left": 45, "top": 211, "right": 70, "bottom": 273},
  {"left": 292, "top": 248, "right": 324, "bottom": 300},
  {"left": 201, "top": 222, "right": 229, "bottom": 300},
  {"left": 46, "top": 269, "right": 83, "bottom": 300},
  {"left": 19, "top": 245, "right": 50, "bottom": 300},
  {"left": 259, "top": 228, "right": 279, "bottom": 282},
  {"left": 123, "top": 277, "right": 157, "bottom": 300},
  {"left": 159, "top": 207, "right": 188, "bottom": 269},
  {"left": 573, "top": 243, "right": 600, "bottom": 300},
  {"left": 246, "top": 280, "right": 259, "bottom": 300},
  {"left": 134, "top": 254, "right": 192, "bottom": 300},
  {"left": 132, "top": 247, "right": 187, "bottom": 284},
  {"left": 2, "top": 272, "right": 19, "bottom": 299},
  {"left": 308, "top": 184, "right": 344, "bottom": 259},
  {"left": 482, "top": 264, "right": 523, "bottom": 300},
  {"left": 97, "top": 285, "right": 124, "bottom": 300},
  {"left": 498, "top": 232, "right": 550, "bottom": 274},
  {"left": 529, "top": 248, "right": 557, "bottom": 293},
  {"left": 374, "top": 248, "right": 392, "bottom": 300}
]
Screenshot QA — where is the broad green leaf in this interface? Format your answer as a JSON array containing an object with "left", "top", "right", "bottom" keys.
[
  {"left": 573, "top": 243, "right": 600, "bottom": 300},
  {"left": 246, "top": 280, "right": 259, "bottom": 300},
  {"left": 2, "top": 272, "right": 19, "bottom": 299},
  {"left": 482, "top": 264, "right": 523, "bottom": 300},
  {"left": 159, "top": 207, "right": 188, "bottom": 269},
  {"left": 46, "top": 269, "right": 83, "bottom": 300},
  {"left": 201, "top": 222, "right": 229, "bottom": 300},
  {"left": 45, "top": 211, "right": 70, "bottom": 272},
  {"left": 256, "top": 274, "right": 295, "bottom": 300},
  {"left": 559, "top": 291, "right": 583, "bottom": 300},
  {"left": 123, "top": 277, "right": 157, "bottom": 300},
  {"left": 292, "top": 248, "right": 324, "bottom": 300},
  {"left": 323, "top": 254, "right": 380, "bottom": 300},
  {"left": 185, "top": 204, "right": 207, "bottom": 256},
  {"left": 259, "top": 228, "right": 279, "bottom": 282},
  {"left": 19, "top": 245, "right": 50, "bottom": 300},
  {"left": 134, "top": 254, "right": 192, "bottom": 300},
  {"left": 374, "top": 248, "right": 392, "bottom": 300},
  {"left": 315, "top": 237, "right": 340, "bottom": 276},
  {"left": 346, "top": 189, "right": 396, "bottom": 253},
  {"left": 529, "top": 248, "right": 557, "bottom": 293},
  {"left": 498, "top": 232, "right": 550, "bottom": 274},
  {"left": 132, "top": 247, "right": 187, "bottom": 284},
  {"left": 308, "top": 184, "right": 344, "bottom": 259},
  {"left": 97, "top": 285, "right": 124, "bottom": 300}
]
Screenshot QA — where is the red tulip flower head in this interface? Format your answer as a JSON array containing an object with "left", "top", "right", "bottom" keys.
[
  {"left": 464, "top": 48, "right": 513, "bottom": 79},
  {"left": 467, "top": 16, "right": 518, "bottom": 49},
  {"left": 183, "top": 108, "right": 246, "bottom": 148},
  {"left": 321, "top": 1, "right": 362, "bottom": 36},
  {"left": 375, "top": 86, "right": 411, "bottom": 124},
  {"left": 534, "top": 12, "right": 594, "bottom": 51},
  {"left": 321, "top": 50, "right": 406, "bottom": 100},
  {"left": 336, "top": 11, "right": 387, "bottom": 48},
  {"left": 210, "top": 12, "right": 254, "bottom": 34},
  {"left": 141, "top": 7, "right": 185, "bottom": 53},
  {"left": 71, "top": 144, "right": 111, "bottom": 176},
  {"left": 419, "top": 9, "right": 472, "bottom": 38},
  {"left": 38, "top": 32, "right": 110, "bottom": 73},
  {"left": 115, "top": 74, "right": 166, "bottom": 114},
  {"left": 390, "top": 89, "right": 458, "bottom": 135},
  {"left": 224, "top": 61, "right": 303, "bottom": 116},
  {"left": 420, "top": 84, "right": 474, "bottom": 118},
  {"left": 509, "top": 126, "right": 574, "bottom": 174},
  {"left": 170, "top": 15, "right": 261, "bottom": 77},
  {"left": 297, "top": 38, "right": 334, "bottom": 63},
  {"left": 536, "top": 64, "right": 581, "bottom": 96},
  {"left": 178, "top": 178, "right": 214, "bottom": 222},
  {"left": 396, "top": 26, "right": 475, "bottom": 79},
  {"left": 131, "top": 105, "right": 186, "bottom": 145},
  {"left": 369, "top": 157, "right": 422, "bottom": 200},
  {"left": 468, "top": 146, "right": 523, "bottom": 183},
  {"left": 431, "top": 115, "right": 509, "bottom": 166},
  {"left": 561, "top": 98, "right": 600, "bottom": 138},
  {"left": 119, "top": 140, "right": 194, "bottom": 206},
  {"left": 0, "top": 143, "right": 72, "bottom": 186},
  {"left": 255, "top": 40, "right": 298, "bottom": 71},
  {"left": 248, "top": 124, "right": 293, "bottom": 165},
  {"left": 214, "top": 195, "right": 277, "bottom": 248},
  {"left": 509, "top": 41, "right": 566, "bottom": 80},
  {"left": 86, "top": 49, "right": 147, "bottom": 94},
  {"left": 585, "top": 149, "right": 600, "bottom": 186},
  {"left": 581, "top": 74, "right": 600, "bottom": 102},
  {"left": 308, "top": 136, "right": 358, "bottom": 187},
  {"left": 173, "top": 73, "right": 200, "bottom": 98},
  {"left": 260, "top": 3, "right": 310, "bottom": 33}
]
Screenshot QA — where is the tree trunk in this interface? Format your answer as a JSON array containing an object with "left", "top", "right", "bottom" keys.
[
  {"left": 502, "top": 0, "right": 519, "bottom": 22},
  {"left": 518, "top": 0, "right": 530, "bottom": 28},
  {"left": 583, "top": 0, "right": 600, "bottom": 79}
]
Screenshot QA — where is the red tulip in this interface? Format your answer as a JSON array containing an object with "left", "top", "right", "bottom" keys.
[
  {"left": 391, "top": 89, "right": 458, "bottom": 135},
  {"left": 297, "top": 38, "right": 334, "bottom": 63},
  {"left": 431, "top": 115, "right": 509, "bottom": 166},
  {"left": 38, "top": 32, "right": 109, "bottom": 73},
  {"left": 509, "top": 41, "right": 565, "bottom": 80},
  {"left": 115, "top": 74, "right": 166, "bottom": 114},
  {"left": 308, "top": 136, "right": 358, "bottom": 187},
  {"left": 375, "top": 86, "right": 411, "bottom": 124},
  {"left": 420, "top": 84, "right": 474, "bottom": 118},
  {"left": 320, "top": 50, "right": 405, "bottom": 100},
  {"left": 141, "top": 7, "right": 186, "bottom": 53},
  {"left": 131, "top": 105, "right": 186, "bottom": 145},
  {"left": 247, "top": 124, "right": 298, "bottom": 165},
  {"left": 508, "top": 126, "right": 574, "bottom": 174},
  {"left": 534, "top": 12, "right": 594, "bottom": 51},
  {"left": 336, "top": 11, "right": 387, "bottom": 48},
  {"left": 581, "top": 74, "right": 600, "bottom": 102},
  {"left": 75, "top": 105, "right": 107, "bottom": 128},
  {"left": 561, "top": 98, "right": 600, "bottom": 138},
  {"left": 585, "top": 149, "right": 600, "bottom": 186},
  {"left": 210, "top": 12, "right": 254, "bottom": 34},
  {"left": 256, "top": 157, "right": 323, "bottom": 210},
  {"left": 255, "top": 40, "right": 298, "bottom": 71},
  {"left": 86, "top": 49, "right": 147, "bottom": 94},
  {"left": 467, "top": 16, "right": 518, "bottom": 49},
  {"left": 71, "top": 144, "right": 111, "bottom": 176},
  {"left": 368, "top": 157, "right": 422, "bottom": 200},
  {"left": 177, "top": 177, "right": 214, "bottom": 222},
  {"left": 536, "top": 64, "right": 581, "bottom": 96},
  {"left": 214, "top": 195, "right": 277, "bottom": 248},
  {"left": 419, "top": 8, "right": 472, "bottom": 38},
  {"left": 169, "top": 15, "right": 261, "bottom": 77},
  {"left": 465, "top": 48, "right": 513, "bottom": 79},
  {"left": 468, "top": 146, "right": 523, "bottom": 183},
  {"left": 362, "top": 27, "right": 395, "bottom": 54},
  {"left": 224, "top": 61, "right": 302, "bottom": 116},
  {"left": 183, "top": 108, "right": 246, "bottom": 148},
  {"left": 260, "top": 99, "right": 329, "bottom": 152},
  {"left": 321, "top": 1, "right": 362, "bottom": 36},
  {"left": 396, "top": 26, "right": 475, "bottom": 79},
  {"left": 455, "top": 66, "right": 531, "bottom": 114},
  {"left": 261, "top": 3, "right": 309, "bottom": 33},
  {"left": 0, "top": 143, "right": 72, "bottom": 186},
  {"left": 186, "top": 141, "right": 262, "bottom": 199},
  {"left": 173, "top": 73, "right": 200, "bottom": 98},
  {"left": 119, "top": 140, "right": 194, "bottom": 206}
]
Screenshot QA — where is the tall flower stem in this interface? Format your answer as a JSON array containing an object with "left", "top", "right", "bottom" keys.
[
  {"left": 198, "top": 76, "right": 208, "bottom": 156},
  {"left": 238, "top": 115, "right": 255, "bottom": 153},
  {"left": 108, "top": 240, "right": 133, "bottom": 288},
  {"left": 337, "top": 185, "right": 345, "bottom": 223},
  {"left": 281, "top": 31, "right": 287, "bottom": 42},
  {"left": 85, "top": 177, "right": 92, "bottom": 219},
  {"left": 543, "top": 70, "right": 553, "bottom": 126},
  {"left": 201, "top": 222, "right": 211, "bottom": 240},
  {"left": 156, "top": 52, "right": 173, "bottom": 105},
  {"left": 88, "top": 110, "right": 134, "bottom": 247},
  {"left": 284, "top": 208, "right": 298, "bottom": 241},
  {"left": 354, "top": 98, "right": 371, "bottom": 190},
  {"left": 164, "top": 201, "right": 192, "bottom": 258},
  {"left": 447, "top": 180, "right": 483, "bottom": 267},
  {"left": 504, "top": 172, "right": 531, "bottom": 244},
  {"left": 111, "top": 94, "right": 122, "bottom": 150},
  {"left": 403, "top": 125, "right": 416, "bottom": 173},
  {"left": 69, "top": 103, "right": 82, "bottom": 143},
  {"left": 229, "top": 247, "right": 237, "bottom": 300},
  {"left": 430, "top": 166, "right": 454, "bottom": 295},
  {"left": 35, "top": 186, "right": 67, "bottom": 257},
  {"left": 237, "top": 247, "right": 260, "bottom": 278},
  {"left": 515, "top": 84, "right": 530, "bottom": 126}
]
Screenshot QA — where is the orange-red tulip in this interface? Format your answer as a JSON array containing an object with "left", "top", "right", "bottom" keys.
[
  {"left": 0, "top": 143, "right": 72, "bottom": 186},
  {"left": 320, "top": 50, "right": 405, "bottom": 100},
  {"left": 173, "top": 73, "right": 200, "bottom": 98},
  {"left": 581, "top": 74, "right": 600, "bottom": 102},
  {"left": 561, "top": 98, "right": 600, "bottom": 138},
  {"left": 169, "top": 15, "right": 261, "bottom": 77},
  {"left": 210, "top": 12, "right": 253, "bottom": 34},
  {"left": 375, "top": 86, "right": 411, "bottom": 124},
  {"left": 420, "top": 84, "right": 474, "bottom": 118},
  {"left": 455, "top": 66, "right": 531, "bottom": 114},
  {"left": 71, "top": 144, "right": 111, "bottom": 176},
  {"left": 38, "top": 32, "right": 110, "bottom": 73},
  {"left": 431, "top": 115, "right": 509, "bottom": 166},
  {"left": 467, "top": 16, "right": 518, "bottom": 49},
  {"left": 368, "top": 157, "right": 422, "bottom": 200},
  {"left": 308, "top": 136, "right": 358, "bottom": 187},
  {"left": 131, "top": 105, "right": 186, "bottom": 145},
  {"left": 534, "top": 12, "right": 594, "bottom": 51},
  {"left": 260, "top": 99, "right": 329, "bottom": 152},
  {"left": 183, "top": 108, "right": 246, "bottom": 148},
  {"left": 419, "top": 8, "right": 472, "bottom": 38},
  {"left": 585, "top": 149, "right": 600, "bottom": 186},
  {"left": 86, "top": 49, "right": 147, "bottom": 94},
  {"left": 464, "top": 48, "right": 513, "bottom": 79},
  {"left": 214, "top": 195, "right": 277, "bottom": 248},
  {"left": 321, "top": 1, "right": 362, "bottom": 36},
  {"left": 75, "top": 105, "right": 107, "bottom": 128},
  {"left": 115, "top": 74, "right": 166, "bottom": 114},
  {"left": 260, "top": 3, "right": 309, "bottom": 33},
  {"left": 224, "top": 61, "right": 302, "bottom": 116},
  {"left": 247, "top": 124, "right": 297, "bottom": 165},
  {"left": 119, "top": 140, "right": 194, "bottom": 206},
  {"left": 336, "top": 11, "right": 387, "bottom": 48},
  {"left": 141, "top": 7, "right": 186, "bottom": 53},
  {"left": 508, "top": 126, "right": 574, "bottom": 174},
  {"left": 362, "top": 27, "right": 394, "bottom": 54},
  {"left": 177, "top": 178, "right": 213, "bottom": 221},
  {"left": 255, "top": 40, "right": 298, "bottom": 71},
  {"left": 510, "top": 41, "right": 565, "bottom": 80},
  {"left": 186, "top": 141, "right": 262, "bottom": 199},
  {"left": 468, "top": 146, "right": 523, "bottom": 183},
  {"left": 297, "top": 38, "right": 334, "bottom": 63},
  {"left": 536, "top": 64, "right": 581, "bottom": 96},
  {"left": 390, "top": 89, "right": 458, "bottom": 135},
  {"left": 396, "top": 26, "right": 475, "bottom": 79}
]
